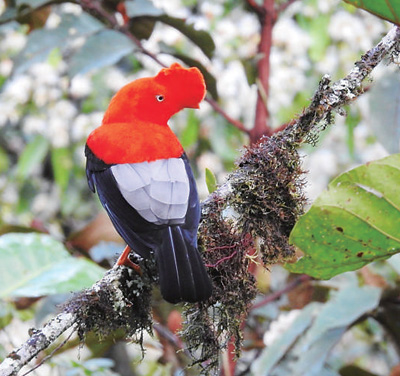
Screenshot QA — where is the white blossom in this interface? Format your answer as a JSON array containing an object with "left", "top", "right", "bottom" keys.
[
  {"left": 2, "top": 75, "right": 32, "bottom": 104},
  {"left": 23, "top": 116, "right": 46, "bottom": 135},
  {"left": 69, "top": 75, "right": 92, "bottom": 98},
  {"left": 71, "top": 112, "right": 103, "bottom": 141}
]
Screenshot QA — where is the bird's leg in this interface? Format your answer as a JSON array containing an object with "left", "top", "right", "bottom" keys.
[{"left": 116, "top": 245, "right": 142, "bottom": 275}]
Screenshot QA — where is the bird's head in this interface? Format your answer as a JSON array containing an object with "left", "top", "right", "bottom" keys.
[{"left": 102, "top": 63, "right": 206, "bottom": 125}]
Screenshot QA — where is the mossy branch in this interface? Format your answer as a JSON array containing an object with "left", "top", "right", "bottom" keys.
[{"left": 0, "top": 26, "right": 399, "bottom": 376}]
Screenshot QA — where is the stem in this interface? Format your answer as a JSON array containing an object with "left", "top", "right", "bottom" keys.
[
  {"left": 250, "top": 0, "right": 276, "bottom": 143},
  {"left": 252, "top": 275, "right": 312, "bottom": 310},
  {"left": 205, "top": 97, "right": 249, "bottom": 134}
]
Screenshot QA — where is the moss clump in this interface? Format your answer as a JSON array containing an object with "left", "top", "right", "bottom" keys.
[
  {"left": 182, "top": 127, "right": 309, "bottom": 373},
  {"left": 64, "top": 261, "right": 155, "bottom": 342},
  {"left": 229, "top": 133, "right": 307, "bottom": 264}
]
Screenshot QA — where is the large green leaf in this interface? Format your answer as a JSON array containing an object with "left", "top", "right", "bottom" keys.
[
  {"left": 125, "top": 1, "right": 215, "bottom": 58},
  {"left": 13, "top": 13, "right": 103, "bottom": 74},
  {"left": 13, "top": 28, "right": 67, "bottom": 74},
  {"left": 251, "top": 303, "right": 318, "bottom": 375},
  {"left": 252, "top": 282, "right": 381, "bottom": 375},
  {"left": 159, "top": 15, "right": 215, "bottom": 59},
  {"left": 0, "top": 233, "right": 104, "bottom": 298},
  {"left": 286, "top": 154, "right": 400, "bottom": 279},
  {"left": 343, "top": 0, "right": 400, "bottom": 26},
  {"left": 0, "top": 6, "right": 18, "bottom": 24},
  {"left": 16, "top": 0, "right": 50, "bottom": 8},
  {"left": 51, "top": 147, "right": 72, "bottom": 191},
  {"left": 125, "top": 0, "right": 163, "bottom": 17},
  {"left": 68, "top": 30, "right": 135, "bottom": 77}
]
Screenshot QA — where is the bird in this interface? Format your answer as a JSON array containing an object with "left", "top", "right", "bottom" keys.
[{"left": 85, "top": 63, "right": 213, "bottom": 304}]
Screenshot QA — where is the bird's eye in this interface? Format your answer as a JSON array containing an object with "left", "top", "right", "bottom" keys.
[{"left": 156, "top": 95, "right": 165, "bottom": 102}]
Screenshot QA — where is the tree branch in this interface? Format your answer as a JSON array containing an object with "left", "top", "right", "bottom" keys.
[
  {"left": 0, "top": 265, "right": 153, "bottom": 376},
  {"left": 252, "top": 274, "right": 312, "bottom": 310},
  {"left": 0, "top": 312, "right": 76, "bottom": 376},
  {"left": 251, "top": 0, "right": 276, "bottom": 143}
]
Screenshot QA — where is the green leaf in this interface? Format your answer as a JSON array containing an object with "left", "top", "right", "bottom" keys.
[
  {"left": 129, "top": 17, "right": 157, "bottom": 40},
  {"left": 159, "top": 15, "right": 215, "bottom": 59},
  {"left": 125, "top": 0, "right": 163, "bottom": 17},
  {"left": 51, "top": 147, "right": 72, "bottom": 191},
  {"left": 13, "top": 28, "right": 67, "bottom": 74},
  {"left": 205, "top": 168, "right": 217, "bottom": 193},
  {"left": 286, "top": 154, "right": 400, "bottom": 279},
  {"left": 16, "top": 0, "right": 50, "bottom": 8},
  {"left": 68, "top": 29, "right": 135, "bottom": 77},
  {"left": 0, "top": 146, "right": 10, "bottom": 173},
  {"left": 279, "top": 327, "right": 346, "bottom": 376},
  {"left": 0, "top": 233, "right": 104, "bottom": 298},
  {"left": 16, "top": 134, "right": 49, "bottom": 180},
  {"left": 368, "top": 70, "right": 400, "bottom": 153},
  {"left": 13, "top": 13, "right": 103, "bottom": 74},
  {"left": 0, "top": 6, "right": 17, "bottom": 24},
  {"left": 304, "top": 284, "right": 381, "bottom": 344},
  {"left": 253, "top": 283, "right": 381, "bottom": 376},
  {"left": 343, "top": 0, "right": 400, "bottom": 26},
  {"left": 284, "top": 284, "right": 380, "bottom": 376},
  {"left": 340, "top": 365, "right": 380, "bottom": 376},
  {"left": 251, "top": 303, "right": 319, "bottom": 375}
]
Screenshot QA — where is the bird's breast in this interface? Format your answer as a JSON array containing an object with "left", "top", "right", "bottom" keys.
[{"left": 86, "top": 122, "right": 184, "bottom": 164}]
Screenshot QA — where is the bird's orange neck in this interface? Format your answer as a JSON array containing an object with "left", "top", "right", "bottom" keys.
[{"left": 87, "top": 121, "right": 184, "bottom": 164}]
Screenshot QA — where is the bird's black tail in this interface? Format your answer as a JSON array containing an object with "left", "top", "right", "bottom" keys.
[{"left": 156, "top": 227, "right": 212, "bottom": 303}]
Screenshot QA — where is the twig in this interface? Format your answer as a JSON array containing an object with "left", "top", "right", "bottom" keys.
[
  {"left": 251, "top": 0, "right": 276, "bottom": 143},
  {"left": 252, "top": 274, "right": 311, "bottom": 310},
  {"left": 285, "top": 25, "right": 400, "bottom": 145},
  {"left": 246, "top": 0, "right": 265, "bottom": 20},
  {"left": 153, "top": 323, "right": 191, "bottom": 358},
  {"left": 205, "top": 96, "right": 249, "bottom": 134},
  {"left": 20, "top": 329, "right": 75, "bottom": 376},
  {"left": 276, "top": 0, "right": 299, "bottom": 14},
  {"left": 0, "top": 312, "right": 77, "bottom": 376}
]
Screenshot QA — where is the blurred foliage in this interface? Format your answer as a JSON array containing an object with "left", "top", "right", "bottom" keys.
[{"left": 0, "top": 0, "right": 400, "bottom": 375}]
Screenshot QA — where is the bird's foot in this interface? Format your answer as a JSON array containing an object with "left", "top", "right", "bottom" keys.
[{"left": 116, "top": 245, "right": 142, "bottom": 275}]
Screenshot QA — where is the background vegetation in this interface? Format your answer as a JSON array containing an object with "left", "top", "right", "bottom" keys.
[{"left": 0, "top": 0, "right": 399, "bottom": 375}]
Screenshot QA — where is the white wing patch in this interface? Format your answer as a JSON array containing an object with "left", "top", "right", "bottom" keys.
[{"left": 111, "top": 158, "right": 190, "bottom": 225}]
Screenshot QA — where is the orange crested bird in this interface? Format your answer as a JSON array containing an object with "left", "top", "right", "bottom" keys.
[{"left": 85, "top": 63, "right": 212, "bottom": 303}]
